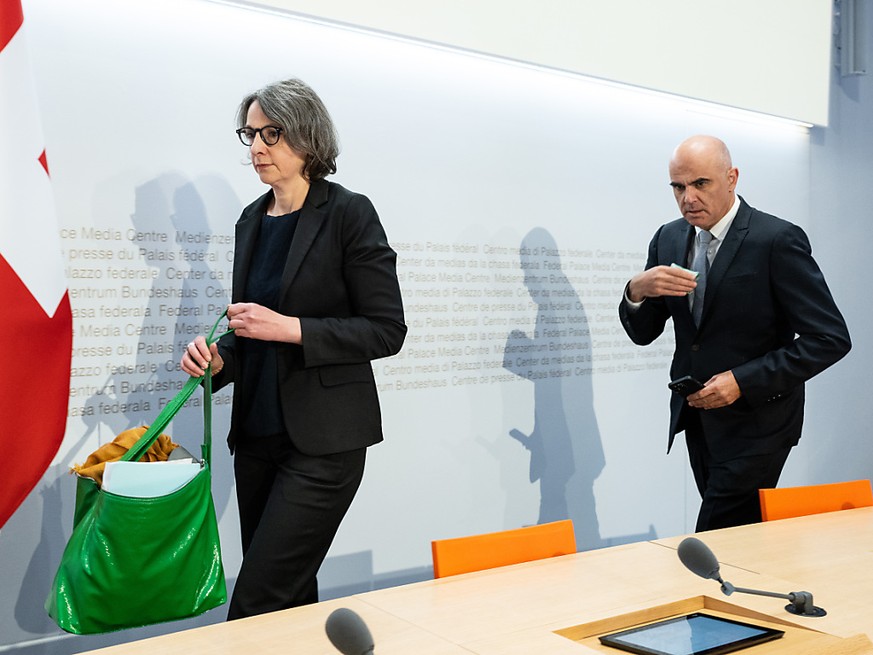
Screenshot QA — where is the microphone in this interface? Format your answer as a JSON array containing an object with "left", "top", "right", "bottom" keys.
[
  {"left": 677, "top": 537, "right": 825, "bottom": 617},
  {"left": 325, "top": 607, "right": 375, "bottom": 655}
]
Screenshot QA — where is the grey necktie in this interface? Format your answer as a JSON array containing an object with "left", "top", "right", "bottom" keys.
[{"left": 690, "top": 230, "right": 713, "bottom": 325}]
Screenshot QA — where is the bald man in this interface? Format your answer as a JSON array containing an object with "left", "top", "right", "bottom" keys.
[{"left": 619, "top": 135, "right": 851, "bottom": 531}]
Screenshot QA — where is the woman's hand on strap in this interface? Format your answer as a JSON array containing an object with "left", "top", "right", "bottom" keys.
[
  {"left": 181, "top": 336, "right": 224, "bottom": 377},
  {"left": 227, "top": 302, "right": 302, "bottom": 344}
]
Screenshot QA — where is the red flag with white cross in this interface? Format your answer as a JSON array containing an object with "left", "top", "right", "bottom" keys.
[{"left": 0, "top": 0, "right": 73, "bottom": 528}]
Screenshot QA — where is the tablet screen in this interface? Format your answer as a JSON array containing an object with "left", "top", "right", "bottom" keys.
[{"left": 598, "top": 612, "right": 784, "bottom": 655}]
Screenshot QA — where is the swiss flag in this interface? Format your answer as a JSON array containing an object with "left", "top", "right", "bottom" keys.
[{"left": 1, "top": 0, "right": 72, "bottom": 528}]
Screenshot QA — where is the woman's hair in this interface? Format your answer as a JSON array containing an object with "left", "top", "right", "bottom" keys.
[{"left": 237, "top": 78, "right": 340, "bottom": 180}]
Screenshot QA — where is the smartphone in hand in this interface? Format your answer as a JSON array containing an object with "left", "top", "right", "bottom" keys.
[{"left": 668, "top": 375, "right": 705, "bottom": 397}]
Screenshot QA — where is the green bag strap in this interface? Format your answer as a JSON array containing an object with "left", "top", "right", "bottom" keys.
[{"left": 122, "top": 310, "right": 232, "bottom": 467}]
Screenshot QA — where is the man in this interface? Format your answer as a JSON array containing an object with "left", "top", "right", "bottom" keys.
[{"left": 619, "top": 135, "right": 851, "bottom": 532}]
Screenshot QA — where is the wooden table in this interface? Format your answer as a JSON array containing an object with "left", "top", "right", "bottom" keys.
[
  {"left": 83, "top": 509, "right": 873, "bottom": 654},
  {"left": 655, "top": 506, "right": 873, "bottom": 640}
]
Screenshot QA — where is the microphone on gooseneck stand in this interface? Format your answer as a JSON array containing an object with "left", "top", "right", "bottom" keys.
[
  {"left": 325, "top": 607, "right": 375, "bottom": 655},
  {"left": 677, "top": 536, "right": 826, "bottom": 617}
]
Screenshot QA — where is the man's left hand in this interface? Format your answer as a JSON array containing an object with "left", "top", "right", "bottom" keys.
[{"left": 687, "top": 371, "right": 741, "bottom": 410}]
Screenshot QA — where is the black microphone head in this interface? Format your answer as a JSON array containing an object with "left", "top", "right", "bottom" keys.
[
  {"left": 677, "top": 536, "right": 721, "bottom": 580},
  {"left": 325, "top": 607, "right": 374, "bottom": 655}
]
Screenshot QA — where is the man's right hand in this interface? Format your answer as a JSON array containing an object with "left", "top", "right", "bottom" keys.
[{"left": 627, "top": 265, "right": 698, "bottom": 302}]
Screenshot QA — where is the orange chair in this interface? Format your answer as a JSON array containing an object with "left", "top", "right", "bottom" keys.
[
  {"left": 431, "top": 519, "right": 576, "bottom": 578},
  {"left": 759, "top": 479, "right": 873, "bottom": 521}
]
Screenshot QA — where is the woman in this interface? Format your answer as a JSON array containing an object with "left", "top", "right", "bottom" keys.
[{"left": 181, "top": 78, "right": 406, "bottom": 619}]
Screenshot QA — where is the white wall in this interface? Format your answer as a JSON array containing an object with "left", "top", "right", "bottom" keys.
[
  {"left": 789, "top": 10, "right": 873, "bottom": 489},
  {"left": 0, "top": 1, "right": 865, "bottom": 653},
  {"left": 243, "top": 0, "right": 834, "bottom": 125}
]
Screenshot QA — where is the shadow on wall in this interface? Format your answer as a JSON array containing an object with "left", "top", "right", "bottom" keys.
[
  {"left": 502, "top": 227, "right": 606, "bottom": 551},
  {"left": 0, "top": 172, "right": 240, "bottom": 654},
  {"left": 82, "top": 173, "right": 239, "bottom": 520}
]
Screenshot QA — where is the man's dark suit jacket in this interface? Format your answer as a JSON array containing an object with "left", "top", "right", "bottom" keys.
[
  {"left": 212, "top": 178, "right": 407, "bottom": 456},
  {"left": 619, "top": 198, "right": 850, "bottom": 461}
]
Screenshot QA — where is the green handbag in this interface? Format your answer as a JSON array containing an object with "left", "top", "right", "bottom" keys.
[{"left": 46, "top": 312, "right": 231, "bottom": 634}]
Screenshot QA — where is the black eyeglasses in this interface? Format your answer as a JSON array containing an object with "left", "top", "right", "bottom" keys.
[{"left": 236, "top": 126, "right": 284, "bottom": 146}]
